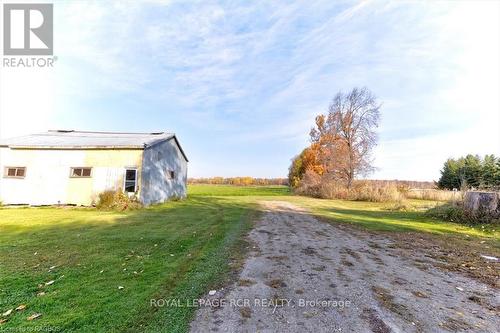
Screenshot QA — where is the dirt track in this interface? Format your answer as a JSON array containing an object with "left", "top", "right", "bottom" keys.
[{"left": 190, "top": 201, "right": 499, "bottom": 332}]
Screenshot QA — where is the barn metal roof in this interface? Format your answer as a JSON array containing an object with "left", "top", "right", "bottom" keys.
[{"left": 0, "top": 130, "right": 189, "bottom": 161}]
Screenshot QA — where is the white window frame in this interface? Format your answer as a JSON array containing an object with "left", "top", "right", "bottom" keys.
[
  {"left": 70, "top": 167, "right": 92, "bottom": 178},
  {"left": 124, "top": 168, "right": 138, "bottom": 193},
  {"left": 4, "top": 166, "right": 26, "bottom": 178}
]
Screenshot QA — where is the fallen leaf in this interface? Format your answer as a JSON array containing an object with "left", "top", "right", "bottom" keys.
[
  {"left": 37, "top": 292, "right": 46, "bottom": 297},
  {"left": 15, "top": 305, "right": 26, "bottom": 311},
  {"left": 118, "top": 286, "right": 124, "bottom": 290},
  {"left": 49, "top": 265, "right": 56, "bottom": 270},
  {"left": 27, "top": 313, "right": 42, "bottom": 321},
  {"left": 2, "top": 309, "right": 13, "bottom": 317},
  {"left": 456, "top": 287, "right": 464, "bottom": 291},
  {"left": 100, "top": 270, "right": 104, "bottom": 274},
  {"left": 45, "top": 280, "right": 55, "bottom": 286},
  {"left": 0, "top": 318, "right": 7, "bottom": 324},
  {"left": 208, "top": 290, "right": 216, "bottom": 296}
]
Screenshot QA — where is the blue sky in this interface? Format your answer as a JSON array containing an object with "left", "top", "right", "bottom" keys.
[{"left": 1, "top": 0, "right": 499, "bottom": 181}]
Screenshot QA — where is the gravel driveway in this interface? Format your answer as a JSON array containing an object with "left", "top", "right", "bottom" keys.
[{"left": 190, "top": 201, "right": 499, "bottom": 332}]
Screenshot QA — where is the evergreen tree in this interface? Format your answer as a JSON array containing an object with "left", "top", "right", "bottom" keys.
[
  {"left": 482, "top": 154, "right": 500, "bottom": 188},
  {"left": 438, "top": 154, "right": 500, "bottom": 190}
]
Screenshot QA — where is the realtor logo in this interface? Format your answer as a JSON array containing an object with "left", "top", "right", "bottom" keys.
[{"left": 3, "top": 3, "right": 53, "bottom": 55}]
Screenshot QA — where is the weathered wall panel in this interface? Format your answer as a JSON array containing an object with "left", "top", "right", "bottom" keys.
[{"left": 141, "top": 138, "right": 188, "bottom": 205}]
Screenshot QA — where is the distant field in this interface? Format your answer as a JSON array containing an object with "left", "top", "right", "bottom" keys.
[{"left": 188, "top": 184, "right": 290, "bottom": 196}]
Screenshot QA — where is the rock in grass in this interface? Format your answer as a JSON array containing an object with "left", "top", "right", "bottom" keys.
[
  {"left": 15, "top": 304, "right": 26, "bottom": 311},
  {"left": 2, "top": 309, "right": 13, "bottom": 317},
  {"left": 118, "top": 286, "right": 124, "bottom": 290},
  {"left": 208, "top": 290, "right": 216, "bottom": 296},
  {"left": 27, "top": 313, "right": 42, "bottom": 321}
]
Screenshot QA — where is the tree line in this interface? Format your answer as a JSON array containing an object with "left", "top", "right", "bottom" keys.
[
  {"left": 437, "top": 154, "right": 500, "bottom": 190},
  {"left": 188, "top": 177, "right": 288, "bottom": 186}
]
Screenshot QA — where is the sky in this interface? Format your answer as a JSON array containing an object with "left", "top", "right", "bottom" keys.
[{"left": 0, "top": 0, "right": 499, "bottom": 181}]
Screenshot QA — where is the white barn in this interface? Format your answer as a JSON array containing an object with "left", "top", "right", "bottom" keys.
[{"left": 0, "top": 130, "right": 188, "bottom": 206}]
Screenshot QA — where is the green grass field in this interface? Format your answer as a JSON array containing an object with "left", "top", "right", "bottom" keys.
[
  {"left": 0, "top": 184, "right": 497, "bottom": 332},
  {"left": 187, "top": 184, "right": 290, "bottom": 196},
  {"left": 0, "top": 195, "right": 258, "bottom": 332}
]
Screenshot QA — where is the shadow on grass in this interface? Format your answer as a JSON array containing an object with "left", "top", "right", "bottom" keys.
[{"left": 313, "top": 205, "right": 491, "bottom": 236}]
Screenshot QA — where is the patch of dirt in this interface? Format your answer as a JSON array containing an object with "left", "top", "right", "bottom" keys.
[
  {"left": 238, "top": 279, "right": 256, "bottom": 287},
  {"left": 361, "top": 308, "right": 392, "bottom": 333},
  {"left": 191, "top": 201, "right": 500, "bottom": 333},
  {"left": 267, "top": 279, "right": 287, "bottom": 289},
  {"left": 439, "top": 317, "right": 472, "bottom": 331},
  {"left": 239, "top": 307, "right": 252, "bottom": 319},
  {"left": 385, "top": 232, "right": 500, "bottom": 288},
  {"left": 411, "top": 291, "right": 429, "bottom": 298},
  {"left": 342, "top": 247, "right": 361, "bottom": 260},
  {"left": 341, "top": 258, "right": 354, "bottom": 267},
  {"left": 301, "top": 247, "right": 317, "bottom": 256}
]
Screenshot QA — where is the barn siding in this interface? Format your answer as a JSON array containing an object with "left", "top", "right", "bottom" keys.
[
  {"left": 0, "top": 148, "right": 143, "bottom": 205},
  {"left": 140, "top": 138, "right": 188, "bottom": 205}
]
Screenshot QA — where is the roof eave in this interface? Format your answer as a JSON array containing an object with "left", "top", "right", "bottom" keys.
[
  {"left": 3, "top": 145, "right": 145, "bottom": 150},
  {"left": 144, "top": 135, "right": 189, "bottom": 162}
]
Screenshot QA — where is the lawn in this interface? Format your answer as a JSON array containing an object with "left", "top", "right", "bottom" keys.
[
  {"left": 0, "top": 184, "right": 497, "bottom": 332},
  {"left": 0, "top": 195, "right": 257, "bottom": 332}
]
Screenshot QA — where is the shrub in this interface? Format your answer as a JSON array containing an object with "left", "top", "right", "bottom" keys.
[
  {"left": 350, "top": 181, "right": 403, "bottom": 202},
  {"left": 96, "top": 190, "right": 142, "bottom": 211},
  {"left": 426, "top": 201, "right": 499, "bottom": 225},
  {"left": 294, "top": 176, "right": 404, "bottom": 202},
  {"left": 426, "top": 202, "right": 466, "bottom": 223},
  {"left": 406, "top": 189, "right": 461, "bottom": 201}
]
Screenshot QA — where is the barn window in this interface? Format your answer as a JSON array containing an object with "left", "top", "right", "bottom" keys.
[
  {"left": 124, "top": 169, "right": 137, "bottom": 193},
  {"left": 4, "top": 167, "right": 26, "bottom": 178},
  {"left": 167, "top": 170, "right": 175, "bottom": 180},
  {"left": 70, "top": 167, "right": 92, "bottom": 178}
]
